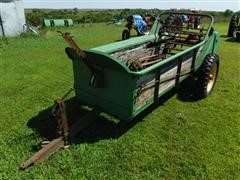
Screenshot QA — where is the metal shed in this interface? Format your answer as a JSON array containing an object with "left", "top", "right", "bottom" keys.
[
  {"left": 43, "top": 19, "right": 73, "bottom": 27},
  {"left": 0, "top": 0, "right": 26, "bottom": 36}
]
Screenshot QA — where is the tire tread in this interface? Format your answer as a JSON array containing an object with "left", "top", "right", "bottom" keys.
[{"left": 196, "top": 54, "right": 219, "bottom": 98}]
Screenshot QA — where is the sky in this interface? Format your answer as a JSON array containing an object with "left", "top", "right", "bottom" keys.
[{"left": 22, "top": 0, "right": 240, "bottom": 11}]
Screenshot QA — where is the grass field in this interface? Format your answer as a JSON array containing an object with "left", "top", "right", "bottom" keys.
[{"left": 0, "top": 22, "right": 240, "bottom": 179}]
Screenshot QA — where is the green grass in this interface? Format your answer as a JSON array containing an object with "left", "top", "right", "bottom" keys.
[{"left": 0, "top": 23, "right": 240, "bottom": 179}]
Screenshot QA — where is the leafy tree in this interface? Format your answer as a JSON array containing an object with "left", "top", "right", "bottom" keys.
[
  {"left": 224, "top": 9, "right": 234, "bottom": 17},
  {"left": 25, "top": 9, "right": 234, "bottom": 26},
  {"left": 73, "top": 7, "right": 78, "bottom": 15}
]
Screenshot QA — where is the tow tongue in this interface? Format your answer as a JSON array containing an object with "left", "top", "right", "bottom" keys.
[{"left": 58, "top": 31, "right": 104, "bottom": 88}]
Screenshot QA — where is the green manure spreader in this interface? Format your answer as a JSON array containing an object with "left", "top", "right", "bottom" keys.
[
  {"left": 21, "top": 12, "right": 220, "bottom": 170},
  {"left": 66, "top": 12, "right": 220, "bottom": 121}
]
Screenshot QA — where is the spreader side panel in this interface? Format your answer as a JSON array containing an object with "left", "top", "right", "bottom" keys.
[{"left": 72, "top": 57, "right": 136, "bottom": 121}]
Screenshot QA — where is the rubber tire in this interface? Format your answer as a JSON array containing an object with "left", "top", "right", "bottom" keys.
[
  {"left": 236, "top": 32, "right": 240, "bottom": 42},
  {"left": 228, "top": 14, "right": 238, "bottom": 37},
  {"left": 196, "top": 54, "right": 219, "bottom": 99},
  {"left": 136, "top": 30, "right": 143, "bottom": 36},
  {"left": 122, "top": 29, "right": 130, "bottom": 40}
]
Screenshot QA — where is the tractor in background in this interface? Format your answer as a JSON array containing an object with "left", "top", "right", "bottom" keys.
[{"left": 228, "top": 11, "right": 240, "bottom": 42}]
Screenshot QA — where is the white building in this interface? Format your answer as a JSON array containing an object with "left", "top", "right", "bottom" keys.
[{"left": 0, "top": 0, "right": 26, "bottom": 36}]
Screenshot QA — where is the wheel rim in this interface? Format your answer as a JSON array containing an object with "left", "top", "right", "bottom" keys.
[{"left": 207, "top": 62, "right": 218, "bottom": 93}]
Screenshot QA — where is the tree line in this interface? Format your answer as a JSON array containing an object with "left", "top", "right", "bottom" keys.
[{"left": 25, "top": 8, "right": 235, "bottom": 26}]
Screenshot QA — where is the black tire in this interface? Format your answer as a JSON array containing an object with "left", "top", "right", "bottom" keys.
[
  {"left": 122, "top": 29, "right": 130, "bottom": 40},
  {"left": 228, "top": 15, "right": 238, "bottom": 37},
  {"left": 196, "top": 54, "right": 220, "bottom": 99},
  {"left": 236, "top": 32, "right": 240, "bottom": 42},
  {"left": 136, "top": 30, "right": 143, "bottom": 36}
]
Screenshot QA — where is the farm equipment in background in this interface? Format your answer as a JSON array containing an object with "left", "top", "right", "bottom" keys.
[
  {"left": 106, "top": 18, "right": 124, "bottom": 25},
  {"left": 23, "top": 23, "right": 40, "bottom": 35},
  {"left": 183, "top": 10, "right": 202, "bottom": 29},
  {"left": 122, "top": 14, "right": 156, "bottom": 40},
  {"left": 20, "top": 12, "right": 220, "bottom": 170},
  {"left": 82, "top": 18, "right": 93, "bottom": 27},
  {"left": 122, "top": 11, "right": 201, "bottom": 40},
  {"left": 228, "top": 11, "right": 240, "bottom": 42},
  {"left": 43, "top": 19, "right": 74, "bottom": 27}
]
